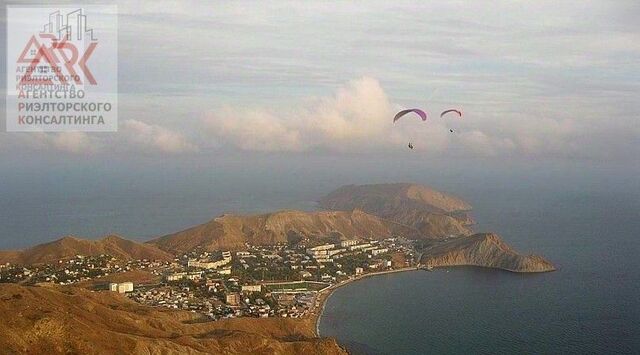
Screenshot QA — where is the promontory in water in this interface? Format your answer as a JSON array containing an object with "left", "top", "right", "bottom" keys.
[
  {"left": 319, "top": 183, "right": 555, "bottom": 272},
  {"left": 0, "top": 182, "right": 553, "bottom": 354}
]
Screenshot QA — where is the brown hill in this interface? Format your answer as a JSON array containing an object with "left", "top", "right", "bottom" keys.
[
  {"left": 320, "top": 183, "right": 471, "bottom": 214},
  {"left": 319, "top": 183, "right": 473, "bottom": 238},
  {"left": 420, "top": 233, "right": 556, "bottom": 273},
  {"left": 388, "top": 209, "right": 472, "bottom": 237},
  {"left": 0, "top": 235, "right": 173, "bottom": 265},
  {"left": 74, "top": 269, "right": 161, "bottom": 290},
  {"left": 0, "top": 283, "right": 346, "bottom": 354},
  {"left": 149, "top": 209, "right": 393, "bottom": 253}
]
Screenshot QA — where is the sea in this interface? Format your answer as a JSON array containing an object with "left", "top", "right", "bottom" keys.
[
  {"left": 318, "top": 163, "right": 640, "bottom": 354},
  {"left": 0, "top": 157, "right": 638, "bottom": 354}
]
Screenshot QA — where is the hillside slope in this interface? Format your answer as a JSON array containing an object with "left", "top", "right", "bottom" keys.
[
  {"left": 0, "top": 235, "right": 173, "bottom": 264},
  {"left": 420, "top": 233, "right": 556, "bottom": 272},
  {"left": 319, "top": 183, "right": 473, "bottom": 238},
  {"left": 320, "top": 183, "right": 471, "bottom": 214},
  {"left": 149, "top": 209, "right": 393, "bottom": 253},
  {"left": 0, "top": 284, "right": 346, "bottom": 354}
]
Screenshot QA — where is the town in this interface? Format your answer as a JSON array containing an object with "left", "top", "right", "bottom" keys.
[{"left": 0, "top": 237, "right": 419, "bottom": 320}]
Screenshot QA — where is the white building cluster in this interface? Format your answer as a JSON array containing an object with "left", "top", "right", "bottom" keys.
[
  {"left": 109, "top": 281, "right": 134, "bottom": 293},
  {"left": 166, "top": 271, "right": 203, "bottom": 281},
  {"left": 305, "top": 240, "right": 390, "bottom": 262},
  {"left": 187, "top": 251, "right": 232, "bottom": 269}
]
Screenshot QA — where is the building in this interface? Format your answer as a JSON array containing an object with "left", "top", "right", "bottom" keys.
[
  {"left": 340, "top": 240, "right": 358, "bottom": 248},
  {"left": 188, "top": 251, "right": 232, "bottom": 269},
  {"left": 328, "top": 248, "right": 346, "bottom": 256},
  {"left": 316, "top": 257, "right": 334, "bottom": 263},
  {"left": 166, "top": 272, "right": 186, "bottom": 282},
  {"left": 109, "top": 281, "right": 134, "bottom": 293},
  {"left": 306, "top": 244, "right": 335, "bottom": 258},
  {"left": 165, "top": 271, "right": 202, "bottom": 282},
  {"left": 349, "top": 243, "right": 371, "bottom": 251},
  {"left": 226, "top": 293, "right": 242, "bottom": 306},
  {"left": 241, "top": 285, "right": 262, "bottom": 293},
  {"left": 185, "top": 272, "right": 203, "bottom": 281},
  {"left": 370, "top": 248, "right": 388, "bottom": 256},
  {"left": 355, "top": 267, "right": 364, "bottom": 276}
]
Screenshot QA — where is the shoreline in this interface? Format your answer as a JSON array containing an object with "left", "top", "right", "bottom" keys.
[{"left": 311, "top": 266, "right": 420, "bottom": 337}]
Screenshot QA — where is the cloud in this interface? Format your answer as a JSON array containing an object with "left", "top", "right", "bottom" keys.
[
  {"left": 120, "top": 119, "right": 199, "bottom": 154},
  {"left": 2, "top": 1, "right": 638, "bottom": 162},
  {"left": 49, "top": 132, "right": 96, "bottom": 154},
  {"left": 18, "top": 132, "right": 98, "bottom": 155},
  {"left": 0, "top": 119, "right": 199, "bottom": 156},
  {"left": 202, "top": 76, "right": 633, "bottom": 160},
  {"left": 199, "top": 77, "right": 475, "bottom": 155},
  {"left": 456, "top": 130, "right": 516, "bottom": 157},
  {"left": 205, "top": 77, "right": 429, "bottom": 153}
]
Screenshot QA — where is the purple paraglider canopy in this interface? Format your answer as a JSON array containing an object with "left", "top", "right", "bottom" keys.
[
  {"left": 440, "top": 109, "right": 462, "bottom": 118},
  {"left": 393, "top": 109, "right": 427, "bottom": 123}
]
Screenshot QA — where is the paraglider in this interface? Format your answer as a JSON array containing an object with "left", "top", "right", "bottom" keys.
[
  {"left": 393, "top": 109, "right": 427, "bottom": 123},
  {"left": 393, "top": 107, "right": 464, "bottom": 146},
  {"left": 440, "top": 109, "right": 462, "bottom": 118},
  {"left": 394, "top": 109, "right": 427, "bottom": 150},
  {"left": 441, "top": 109, "right": 462, "bottom": 133}
]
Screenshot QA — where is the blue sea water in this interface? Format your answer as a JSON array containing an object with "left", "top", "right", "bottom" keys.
[{"left": 319, "top": 182, "right": 640, "bottom": 354}]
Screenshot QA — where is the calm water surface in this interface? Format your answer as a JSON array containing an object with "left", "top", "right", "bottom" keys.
[{"left": 319, "top": 187, "right": 640, "bottom": 354}]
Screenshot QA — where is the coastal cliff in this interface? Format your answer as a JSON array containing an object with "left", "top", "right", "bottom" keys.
[{"left": 420, "top": 233, "right": 556, "bottom": 272}]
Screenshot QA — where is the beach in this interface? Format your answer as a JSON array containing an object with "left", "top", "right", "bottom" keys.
[{"left": 311, "top": 267, "right": 420, "bottom": 337}]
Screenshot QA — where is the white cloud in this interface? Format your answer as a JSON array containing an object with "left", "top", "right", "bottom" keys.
[
  {"left": 203, "top": 76, "right": 631, "bottom": 159},
  {"left": 121, "top": 119, "right": 199, "bottom": 154},
  {"left": 50, "top": 132, "right": 96, "bottom": 154},
  {"left": 205, "top": 77, "right": 401, "bottom": 152},
  {"left": 456, "top": 131, "right": 516, "bottom": 157},
  {"left": 0, "top": 120, "right": 198, "bottom": 156},
  {"left": 18, "top": 132, "right": 97, "bottom": 155}
]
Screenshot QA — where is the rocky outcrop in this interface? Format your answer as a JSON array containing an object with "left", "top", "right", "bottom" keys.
[{"left": 420, "top": 233, "right": 555, "bottom": 273}]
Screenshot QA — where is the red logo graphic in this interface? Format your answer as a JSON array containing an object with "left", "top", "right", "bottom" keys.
[{"left": 17, "top": 34, "right": 97, "bottom": 87}]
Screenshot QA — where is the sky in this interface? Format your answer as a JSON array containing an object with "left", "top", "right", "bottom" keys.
[{"left": 0, "top": 0, "right": 639, "bottom": 164}]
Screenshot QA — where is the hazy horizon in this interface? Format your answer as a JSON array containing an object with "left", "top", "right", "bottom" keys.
[{"left": 0, "top": 155, "right": 637, "bottom": 249}]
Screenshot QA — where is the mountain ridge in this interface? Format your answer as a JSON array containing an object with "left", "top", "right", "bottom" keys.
[
  {"left": 0, "top": 235, "right": 173, "bottom": 265},
  {"left": 319, "top": 183, "right": 473, "bottom": 238},
  {"left": 148, "top": 209, "right": 394, "bottom": 253}
]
